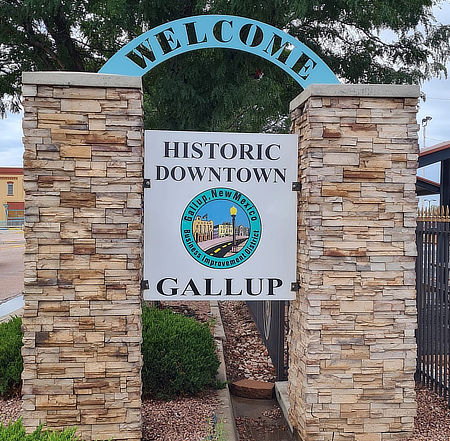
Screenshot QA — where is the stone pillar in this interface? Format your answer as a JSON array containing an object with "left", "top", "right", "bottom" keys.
[
  {"left": 288, "top": 85, "right": 419, "bottom": 441},
  {"left": 21, "top": 72, "right": 143, "bottom": 441}
]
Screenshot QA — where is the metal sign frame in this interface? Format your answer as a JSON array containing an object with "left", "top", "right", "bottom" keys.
[{"left": 142, "top": 129, "right": 298, "bottom": 301}]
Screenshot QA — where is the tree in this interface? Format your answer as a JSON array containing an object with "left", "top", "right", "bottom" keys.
[{"left": 1, "top": 0, "right": 449, "bottom": 131}]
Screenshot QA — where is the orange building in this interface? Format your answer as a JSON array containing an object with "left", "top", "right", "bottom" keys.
[{"left": 0, "top": 167, "right": 24, "bottom": 228}]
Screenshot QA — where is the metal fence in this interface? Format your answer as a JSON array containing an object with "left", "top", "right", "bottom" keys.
[
  {"left": 246, "top": 300, "right": 288, "bottom": 380},
  {"left": 416, "top": 206, "right": 450, "bottom": 405}
]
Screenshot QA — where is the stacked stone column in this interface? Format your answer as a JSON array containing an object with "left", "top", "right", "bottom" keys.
[
  {"left": 21, "top": 72, "right": 143, "bottom": 441},
  {"left": 288, "top": 85, "right": 419, "bottom": 441}
]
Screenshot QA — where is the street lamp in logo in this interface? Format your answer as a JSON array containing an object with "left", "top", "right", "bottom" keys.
[
  {"left": 180, "top": 188, "right": 262, "bottom": 269},
  {"left": 230, "top": 205, "right": 237, "bottom": 253}
]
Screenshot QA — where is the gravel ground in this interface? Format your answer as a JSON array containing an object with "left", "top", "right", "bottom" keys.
[
  {"left": 0, "top": 397, "right": 20, "bottom": 424},
  {"left": 219, "top": 301, "right": 283, "bottom": 440},
  {"left": 142, "top": 389, "right": 219, "bottom": 441},
  {"left": 218, "top": 301, "right": 276, "bottom": 383},
  {"left": 1, "top": 387, "right": 449, "bottom": 439},
  {"left": 407, "top": 385, "right": 450, "bottom": 440}
]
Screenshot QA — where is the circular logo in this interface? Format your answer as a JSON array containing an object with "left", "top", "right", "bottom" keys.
[{"left": 181, "top": 188, "right": 262, "bottom": 269}]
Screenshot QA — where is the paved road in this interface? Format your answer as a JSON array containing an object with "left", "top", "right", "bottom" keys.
[
  {"left": 0, "top": 229, "right": 24, "bottom": 302},
  {"left": 204, "top": 238, "right": 247, "bottom": 257}
]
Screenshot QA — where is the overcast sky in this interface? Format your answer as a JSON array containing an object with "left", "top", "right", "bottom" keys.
[{"left": 0, "top": 4, "right": 449, "bottom": 192}]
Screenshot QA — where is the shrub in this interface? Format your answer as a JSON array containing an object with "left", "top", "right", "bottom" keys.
[
  {"left": 0, "top": 418, "right": 79, "bottom": 440},
  {"left": 0, "top": 316, "right": 23, "bottom": 396},
  {"left": 141, "top": 306, "right": 220, "bottom": 399}
]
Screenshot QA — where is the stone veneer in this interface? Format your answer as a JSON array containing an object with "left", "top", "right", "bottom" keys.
[
  {"left": 21, "top": 72, "right": 143, "bottom": 441},
  {"left": 20, "top": 76, "right": 420, "bottom": 441},
  {"left": 288, "top": 85, "right": 420, "bottom": 441}
]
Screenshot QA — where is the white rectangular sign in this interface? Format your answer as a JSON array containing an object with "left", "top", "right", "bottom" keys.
[{"left": 143, "top": 130, "right": 298, "bottom": 301}]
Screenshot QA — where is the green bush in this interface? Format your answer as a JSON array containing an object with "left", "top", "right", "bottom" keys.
[
  {"left": 141, "top": 306, "right": 220, "bottom": 399},
  {"left": 0, "top": 316, "right": 23, "bottom": 396},
  {"left": 0, "top": 308, "right": 220, "bottom": 399},
  {"left": 0, "top": 418, "right": 79, "bottom": 440}
]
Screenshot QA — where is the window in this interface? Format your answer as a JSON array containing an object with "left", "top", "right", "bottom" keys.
[{"left": 7, "top": 182, "right": 13, "bottom": 196}]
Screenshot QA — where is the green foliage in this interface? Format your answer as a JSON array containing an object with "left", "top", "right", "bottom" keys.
[
  {"left": 0, "top": 316, "right": 23, "bottom": 396},
  {"left": 1, "top": 0, "right": 449, "bottom": 126},
  {"left": 0, "top": 310, "right": 219, "bottom": 399},
  {"left": 141, "top": 306, "right": 220, "bottom": 399},
  {"left": 0, "top": 418, "right": 79, "bottom": 441}
]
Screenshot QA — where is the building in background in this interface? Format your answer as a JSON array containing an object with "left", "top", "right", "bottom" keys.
[
  {"left": 0, "top": 167, "right": 24, "bottom": 228},
  {"left": 416, "top": 141, "right": 450, "bottom": 209},
  {"left": 218, "top": 222, "right": 233, "bottom": 237}
]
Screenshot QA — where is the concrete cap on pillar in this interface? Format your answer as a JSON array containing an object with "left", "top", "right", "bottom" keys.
[
  {"left": 290, "top": 83, "right": 421, "bottom": 111},
  {"left": 22, "top": 71, "right": 142, "bottom": 89}
]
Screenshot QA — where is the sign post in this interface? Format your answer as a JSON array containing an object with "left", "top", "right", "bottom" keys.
[{"left": 143, "top": 130, "right": 298, "bottom": 301}]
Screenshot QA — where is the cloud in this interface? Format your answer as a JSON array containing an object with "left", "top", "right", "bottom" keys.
[{"left": 0, "top": 111, "right": 24, "bottom": 167}]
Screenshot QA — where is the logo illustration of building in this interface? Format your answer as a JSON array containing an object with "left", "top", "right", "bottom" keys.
[
  {"left": 218, "top": 222, "right": 233, "bottom": 237},
  {"left": 238, "top": 225, "right": 249, "bottom": 237},
  {"left": 0, "top": 167, "right": 24, "bottom": 228},
  {"left": 192, "top": 216, "right": 214, "bottom": 242}
]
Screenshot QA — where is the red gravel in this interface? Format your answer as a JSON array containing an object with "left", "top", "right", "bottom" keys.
[
  {"left": 1, "top": 387, "right": 449, "bottom": 439},
  {"left": 219, "top": 301, "right": 276, "bottom": 383},
  {"left": 142, "top": 389, "right": 219, "bottom": 441},
  {"left": 407, "top": 385, "right": 450, "bottom": 440},
  {"left": 0, "top": 397, "right": 20, "bottom": 424}
]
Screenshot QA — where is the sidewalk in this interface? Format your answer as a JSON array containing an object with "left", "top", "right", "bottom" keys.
[
  {"left": 0, "top": 230, "right": 24, "bottom": 302},
  {"left": 198, "top": 235, "right": 248, "bottom": 251}
]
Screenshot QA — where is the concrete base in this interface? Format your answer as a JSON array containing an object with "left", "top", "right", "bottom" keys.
[
  {"left": 275, "top": 381, "right": 293, "bottom": 433},
  {"left": 210, "top": 302, "right": 238, "bottom": 441}
]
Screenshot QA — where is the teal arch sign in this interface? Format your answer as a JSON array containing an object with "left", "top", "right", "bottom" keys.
[{"left": 99, "top": 15, "right": 339, "bottom": 89}]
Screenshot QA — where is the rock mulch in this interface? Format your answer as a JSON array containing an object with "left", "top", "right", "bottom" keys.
[
  {"left": 218, "top": 301, "right": 276, "bottom": 383},
  {"left": 0, "top": 397, "right": 20, "bottom": 424},
  {"left": 142, "top": 389, "right": 218, "bottom": 441},
  {"left": 407, "top": 385, "right": 450, "bottom": 440}
]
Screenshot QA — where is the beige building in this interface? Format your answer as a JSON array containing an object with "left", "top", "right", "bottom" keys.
[
  {"left": 218, "top": 222, "right": 233, "bottom": 237},
  {"left": 192, "top": 216, "right": 213, "bottom": 242},
  {"left": 0, "top": 167, "right": 24, "bottom": 227}
]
